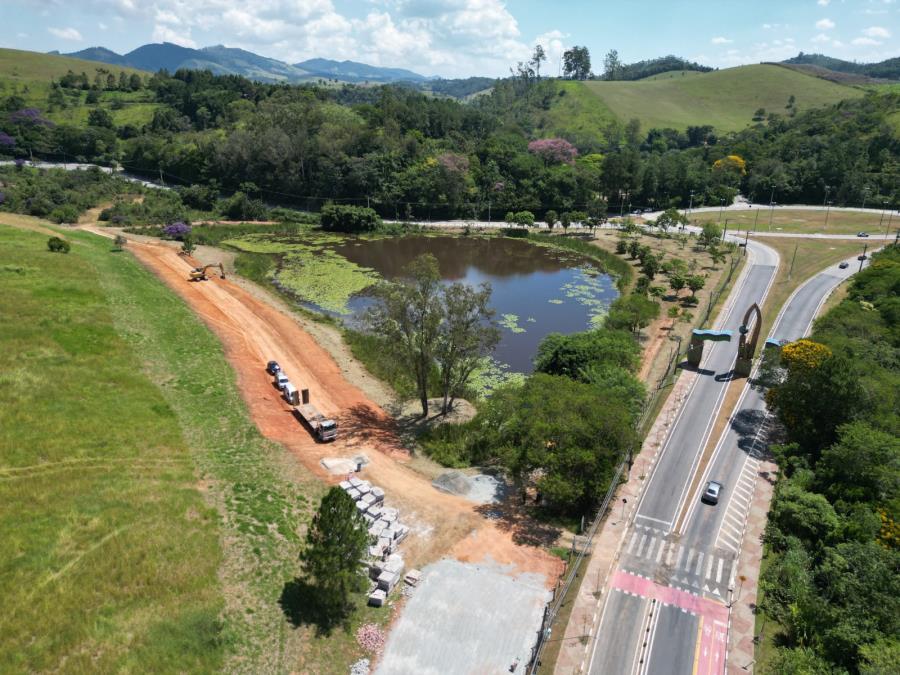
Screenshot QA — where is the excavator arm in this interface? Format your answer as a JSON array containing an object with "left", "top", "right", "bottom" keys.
[{"left": 189, "top": 263, "right": 225, "bottom": 281}]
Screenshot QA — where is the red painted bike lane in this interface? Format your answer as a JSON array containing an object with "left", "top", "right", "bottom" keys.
[{"left": 610, "top": 570, "right": 728, "bottom": 675}]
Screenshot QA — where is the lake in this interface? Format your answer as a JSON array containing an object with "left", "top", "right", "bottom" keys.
[
  {"left": 225, "top": 232, "right": 619, "bottom": 374},
  {"left": 332, "top": 236, "right": 618, "bottom": 373}
]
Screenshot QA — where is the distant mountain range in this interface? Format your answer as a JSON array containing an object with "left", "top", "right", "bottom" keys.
[
  {"left": 781, "top": 52, "right": 900, "bottom": 81},
  {"left": 54, "top": 42, "right": 430, "bottom": 85}
]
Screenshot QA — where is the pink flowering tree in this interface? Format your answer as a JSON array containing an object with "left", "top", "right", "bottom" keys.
[{"left": 528, "top": 138, "right": 578, "bottom": 165}]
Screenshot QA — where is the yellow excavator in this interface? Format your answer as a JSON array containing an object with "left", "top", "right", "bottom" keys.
[{"left": 189, "top": 263, "right": 225, "bottom": 281}]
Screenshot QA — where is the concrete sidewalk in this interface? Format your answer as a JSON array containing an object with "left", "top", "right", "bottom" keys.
[
  {"left": 725, "top": 455, "right": 778, "bottom": 674},
  {"left": 553, "top": 368, "right": 699, "bottom": 674}
]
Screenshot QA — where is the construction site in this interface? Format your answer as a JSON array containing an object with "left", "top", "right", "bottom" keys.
[{"left": 112, "top": 232, "right": 564, "bottom": 673}]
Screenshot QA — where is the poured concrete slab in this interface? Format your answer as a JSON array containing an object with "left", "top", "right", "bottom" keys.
[{"left": 377, "top": 559, "right": 549, "bottom": 675}]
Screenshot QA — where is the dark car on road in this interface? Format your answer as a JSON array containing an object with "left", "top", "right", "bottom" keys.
[
  {"left": 266, "top": 360, "right": 281, "bottom": 375},
  {"left": 857, "top": 232, "right": 869, "bottom": 237},
  {"left": 701, "top": 481, "right": 723, "bottom": 505},
  {"left": 839, "top": 261, "right": 849, "bottom": 269}
]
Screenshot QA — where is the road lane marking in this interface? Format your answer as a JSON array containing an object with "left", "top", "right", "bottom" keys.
[
  {"left": 716, "top": 558, "right": 724, "bottom": 584},
  {"left": 681, "top": 548, "right": 693, "bottom": 571},
  {"left": 627, "top": 531, "right": 639, "bottom": 554},
  {"left": 705, "top": 556, "right": 714, "bottom": 580},
  {"left": 635, "top": 514, "right": 672, "bottom": 527},
  {"left": 655, "top": 539, "right": 666, "bottom": 564},
  {"left": 694, "top": 552, "right": 705, "bottom": 576},
  {"left": 637, "top": 533, "right": 648, "bottom": 557}
]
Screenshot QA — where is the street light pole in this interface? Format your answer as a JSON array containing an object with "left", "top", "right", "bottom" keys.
[
  {"left": 718, "top": 197, "right": 725, "bottom": 223},
  {"left": 823, "top": 201, "right": 833, "bottom": 231},
  {"left": 752, "top": 207, "right": 760, "bottom": 233},
  {"left": 823, "top": 185, "right": 830, "bottom": 209},
  {"left": 768, "top": 201, "right": 776, "bottom": 231},
  {"left": 686, "top": 191, "right": 694, "bottom": 230},
  {"left": 859, "top": 243, "right": 868, "bottom": 273}
]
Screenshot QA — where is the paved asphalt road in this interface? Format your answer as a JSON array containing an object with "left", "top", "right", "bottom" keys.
[{"left": 587, "top": 247, "right": 870, "bottom": 674}]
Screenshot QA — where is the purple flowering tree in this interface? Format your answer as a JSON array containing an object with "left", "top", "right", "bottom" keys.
[
  {"left": 163, "top": 222, "right": 192, "bottom": 240},
  {"left": 527, "top": 138, "right": 578, "bottom": 165},
  {"left": 0, "top": 132, "right": 15, "bottom": 150},
  {"left": 9, "top": 108, "right": 54, "bottom": 128}
]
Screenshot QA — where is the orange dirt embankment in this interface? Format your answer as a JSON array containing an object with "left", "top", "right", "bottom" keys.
[{"left": 127, "top": 239, "right": 563, "bottom": 584}]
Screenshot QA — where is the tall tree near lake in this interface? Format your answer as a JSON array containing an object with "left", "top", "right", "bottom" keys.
[
  {"left": 435, "top": 282, "right": 500, "bottom": 415},
  {"left": 603, "top": 49, "right": 623, "bottom": 81},
  {"left": 300, "top": 487, "right": 371, "bottom": 626},
  {"left": 367, "top": 254, "right": 443, "bottom": 417}
]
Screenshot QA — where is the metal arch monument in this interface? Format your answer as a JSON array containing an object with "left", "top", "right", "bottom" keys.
[
  {"left": 685, "top": 302, "right": 764, "bottom": 375},
  {"left": 735, "top": 303, "right": 762, "bottom": 376}
]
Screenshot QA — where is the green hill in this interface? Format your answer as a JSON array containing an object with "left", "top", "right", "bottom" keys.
[
  {"left": 0, "top": 48, "right": 158, "bottom": 128},
  {"left": 640, "top": 70, "right": 706, "bottom": 81},
  {"left": 578, "top": 64, "right": 862, "bottom": 133}
]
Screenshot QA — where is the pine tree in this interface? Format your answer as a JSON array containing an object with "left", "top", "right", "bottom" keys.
[{"left": 300, "top": 488, "right": 371, "bottom": 619}]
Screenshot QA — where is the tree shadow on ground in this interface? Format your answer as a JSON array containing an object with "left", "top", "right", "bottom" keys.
[
  {"left": 279, "top": 577, "right": 352, "bottom": 637},
  {"left": 731, "top": 409, "right": 768, "bottom": 453},
  {"left": 474, "top": 492, "right": 562, "bottom": 548},
  {"left": 677, "top": 361, "right": 715, "bottom": 377},
  {"left": 339, "top": 402, "right": 408, "bottom": 457}
]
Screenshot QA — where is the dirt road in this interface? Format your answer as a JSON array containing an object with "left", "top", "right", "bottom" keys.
[{"left": 120, "top": 236, "right": 561, "bottom": 581}]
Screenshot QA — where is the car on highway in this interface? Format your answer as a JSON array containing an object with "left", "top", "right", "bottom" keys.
[
  {"left": 858, "top": 254, "right": 868, "bottom": 261},
  {"left": 839, "top": 261, "right": 849, "bottom": 269},
  {"left": 701, "top": 480, "right": 723, "bottom": 505},
  {"left": 857, "top": 232, "right": 869, "bottom": 237},
  {"left": 266, "top": 360, "right": 281, "bottom": 375}
]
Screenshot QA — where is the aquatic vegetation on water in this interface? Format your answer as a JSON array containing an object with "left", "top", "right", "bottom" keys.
[
  {"left": 499, "top": 313, "right": 526, "bottom": 334},
  {"left": 469, "top": 357, "right": 526, "bottom": 397},
  {"left": 548, "top": 299, "right": 564, "bottom": 305},
  {"left": 560, "top": 266, "right": 614, "bottom": 327},
  {"left": 224, "top": 233, "right": 380, "bottom": 314}
]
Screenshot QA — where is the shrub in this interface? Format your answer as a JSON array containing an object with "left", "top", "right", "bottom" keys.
[
  {"left": 47, "top": 236, "right": 70, "bottom": 253},
  {"left": 49, "top": 204, "right": 80, "bottom": 224},
  {"left": 319, "top": 204, "right": 381, "bottom": 233}
]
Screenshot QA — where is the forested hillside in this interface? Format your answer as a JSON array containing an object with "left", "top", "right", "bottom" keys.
[{"left": 1, "top": 54, "right": 898, "bottom": 220}]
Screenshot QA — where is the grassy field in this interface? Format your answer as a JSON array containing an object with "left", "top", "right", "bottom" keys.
[
  {"left": 640, "top": 70, "right": 706, "bottom": 81},
  {"left": 0, "top": 48, "right": 158, "bottom": 127},
  {"left": 579, "top": 64, "right": 862, "bottom": 132},
  {"left": 0, "top": 220, "right": 391, "bottom": 673},
  {"left": 691, "top": 207, "right": 897, "bottom": 236},
  {"left": 540, "top": 81, "right": 616, "bottom": 146},
  {"left": 755, "top": 237, "right": 867, "bottom": 341}
]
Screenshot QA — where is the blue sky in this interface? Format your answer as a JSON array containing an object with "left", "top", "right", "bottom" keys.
[{"left": 3, "top": 0, "right": 899, "bottom": 77}]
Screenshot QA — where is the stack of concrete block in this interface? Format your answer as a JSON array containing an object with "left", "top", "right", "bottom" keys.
[
  {"left": 404, "top": 569, "right": 422, "bottom": 587},
  {"left": 339, "top": 480, "right": 353, "bottom": 492},
  {"left": 356, "top": 480, "right": 371, "bottom": 496},
  {"left": 369, "top": 519, "right": 387, "bottom": 539},
  {"left": 370, "top": 487, "right": 385, "bottom": 504},
  {"left": 367, "top": 505, "right": 383, "bottom": 520},
  {"left": 356, "top": 500, "right": 369, "bottom": 514},
  {"left": 368, "top": 588, "right": 387, "bottom": 607},
  {"left": 381, "top": 507, "right": 398, "bottom": 523},
  {"left": 347, "top": 487, "right": 361, "bottom": 501},
  {"left": 361, "top": 492, "right": 377, "bottom": 509}
]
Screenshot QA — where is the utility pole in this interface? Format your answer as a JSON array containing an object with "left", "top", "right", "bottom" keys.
[
  {"left": 862, "top": 186, "right": 871, "bottom": 210},
  {"left": 723, "top": 218, "right": 729, "bottom": 240},
  {"left": 768, "top": 201, "right": 776, "bottom": 231},
  {"left": 823, "top": 201, "right": 832, "bottom": 230},
  {"left": 859, "top": 243, "right": 868, "bottom": 273},
  {"left": 718, "top": 197, "right": 725, "bottom": 223},
  {"left": 822, "top": 184, "right": 830, "bottom": 208},
  {"left": 686, "top": 191, "right": 694, "bottom": 230},
  {"left": 788, "top": 242, "right": 798, "bottom": 280},
  {"left": 879, "top": 201, "right": 889, "bottom": 236},
  {"left": 158, "top": 166, "right": 164, "bottom": 186},
  {"left": 752, "top": 207, "right": 760, "bottom": 233}
]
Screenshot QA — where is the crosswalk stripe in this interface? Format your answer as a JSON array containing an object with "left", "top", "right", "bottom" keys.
[
  {"left": 643, "top": 536, "right": 655, "bottom": 559},
  {"left": 677, "top": 546, "right": 688, "bottom": 570},
  {"left": 694, "top": 552, "right": 705, "bottom": 576},
  {"left": 705, "top": 555, "right": 714, "bottom": 579},
  {"left": 656, "top": 539, "right": 666, "bottom": 563},
  {"left": 666, "top": 544, "right": 676, "bottom": 567},
  {"left": 627, "top": 531, "right": 639, "bottom": 554},
  {"left": 637, "top": 534, "right": 648, "bottom": 556},
  {"left": 716, "top": 557, "right": 724, "bottom": 583}
]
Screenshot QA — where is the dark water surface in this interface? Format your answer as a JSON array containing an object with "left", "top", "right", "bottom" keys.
[{"left": 331, "top": 236, "right": 618, "bottom": 373}]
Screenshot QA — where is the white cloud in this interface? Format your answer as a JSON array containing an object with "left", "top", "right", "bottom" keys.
[
  {"left": 863, "top": 26, "right": 891, "bottom": 38},
  {"left": 152, "top": 23, "right": 197, "bottom": 48},
  {"left": 852, "top": 36, "right": 882, "bottom": 45},
  {"left": 817, "top": 0, "right": 829, "bottom": 6},
  {"left": 98, "top": 22, "right": 107, "bottom": 30},
  {"left": 48, "top": 26, "right": 83, "bottom": 40},
  {"left": 815, "top": 17, "right": 835, "bottom": 30},
  {"left": 711, "top": 36, "right": 733, "bottom": 44},
  {"left": 811, "top": 33, "right": 831, "bottom": 43}
]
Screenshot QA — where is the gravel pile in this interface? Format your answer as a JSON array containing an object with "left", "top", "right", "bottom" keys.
[
  {"left": 432, "top": 471, "right": 508, "bottom": 504},
  {"left": 356, "top": 623, "right": 386, "bottom": 654},
  {"left": 349, "top": 658, "right": 370, "bottom": 675}
]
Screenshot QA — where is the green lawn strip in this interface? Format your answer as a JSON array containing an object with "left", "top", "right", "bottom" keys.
[
  {"left": 0, "top": 225, "right": 222, "bottom": 672},
  {"left": 691, "top": 208, "right": 893, "bottom": 236}
]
